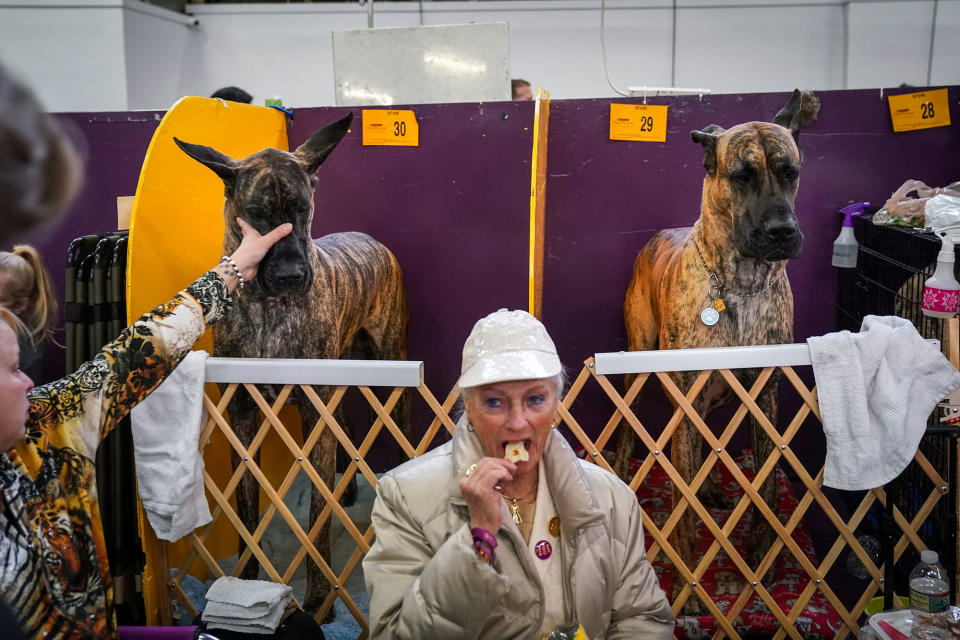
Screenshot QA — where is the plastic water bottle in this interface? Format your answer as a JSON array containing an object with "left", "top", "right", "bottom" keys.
[{"left": 910, "top": 550, "right": 950, "bottom": 624}]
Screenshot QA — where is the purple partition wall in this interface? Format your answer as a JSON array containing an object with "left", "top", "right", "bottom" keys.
[
  {"left": 292, "top": 88, "right": 960, "bottom": 429},
  {"left": 288, "top": 102, "right": 534, "bottom": 400},
  {"left": 542, "top": 88, "right": 960, "bottom": 369},
  {"left": 15, "top": 89, "right": 959, "bottom": 412}
]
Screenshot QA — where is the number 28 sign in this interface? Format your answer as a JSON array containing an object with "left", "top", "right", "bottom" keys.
[
  {"left": 610, "top": 103, "right": 668, "bottom": 142},
  {"left": 888, "top": 88, "right": 951, "bottom": 133},
  {"left": 362, "top": 109, "right": 419, "bottom": 146}
]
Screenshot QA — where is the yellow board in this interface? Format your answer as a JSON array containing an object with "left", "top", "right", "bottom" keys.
[
  {"left": 127, "top": 96, "right": 287, "bottom": 324},
  {"left": 528, "top": 87, "right": 550, "bottom": 319},
  {"left": 126, "top": 96, "right": 287, "bottom": 623}
]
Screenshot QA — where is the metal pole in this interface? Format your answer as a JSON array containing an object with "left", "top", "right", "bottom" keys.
[
  {"left": 926, "top": 0, "right": 939, "bottom": 86},
  {"left": 841, "top": 1, "right": 849, "bottom": 89},
  {"left": 670, "top": 0, "right": 678, "bottom": 87}
]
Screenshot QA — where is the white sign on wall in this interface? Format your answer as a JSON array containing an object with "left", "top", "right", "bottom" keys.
[{"left": 332, "top": 22, "right": 511, "bottom": 106}]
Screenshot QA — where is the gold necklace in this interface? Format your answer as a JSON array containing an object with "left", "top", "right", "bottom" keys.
[
  {"left": 502, "top": 496, "right": 525, "bottom": 525},
  {"left": 501, "top": 485, "right": 538, "bottom": 526}
]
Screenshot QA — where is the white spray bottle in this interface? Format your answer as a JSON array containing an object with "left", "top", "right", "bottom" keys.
[
  {"left": 831, "top": 202, "right": 868, "bottom": 268},
  {"left": 922, "top": 225, "right": 960, "bottom": 318}
]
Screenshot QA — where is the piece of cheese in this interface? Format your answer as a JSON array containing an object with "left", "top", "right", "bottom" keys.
[{"left": 505, "top": 441, "right": 529, "bottom": 463}]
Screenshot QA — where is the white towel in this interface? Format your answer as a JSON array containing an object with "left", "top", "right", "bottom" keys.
[
  {"left": 202, "top": 576, "right": 293, "bottom": 635},
  {"left": 807, "top": 315, "right": 960, "bottom": 490},
  {"left": 131, "top": 349, "right": 212, "bottom": 541}
]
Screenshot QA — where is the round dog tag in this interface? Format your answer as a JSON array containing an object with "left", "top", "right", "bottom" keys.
[{"left": 700, "top": 307, "right": 720, "bottom": 326}]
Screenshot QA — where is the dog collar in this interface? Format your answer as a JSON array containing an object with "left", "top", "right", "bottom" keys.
[
  {"left": 694, "top": 240, "right": 783, "bottom": 326},
  {"left": 693, "top": 241, "right": 784, "bottom": 298}
]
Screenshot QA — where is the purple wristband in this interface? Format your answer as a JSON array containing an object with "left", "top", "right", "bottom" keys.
[
  {"left": 470, "top": 527, "right": 498, "bottom": 550},
  {"left": 473, "top": 539, "right": 495, "bottom": 563}
]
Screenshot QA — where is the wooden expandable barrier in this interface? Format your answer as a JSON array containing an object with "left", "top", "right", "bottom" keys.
[{"left": 149, "top": 344, "right": 953, "bottom": 640}]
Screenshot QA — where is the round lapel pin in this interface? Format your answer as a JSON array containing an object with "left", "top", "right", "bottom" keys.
[
  {"left": 548, "top": 517, "right": 561, "bottom": 537},
  {"left": 534, "top": 540, "right": 552, "bottom": 560}
]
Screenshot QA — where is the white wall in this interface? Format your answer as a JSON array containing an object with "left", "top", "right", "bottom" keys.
[
  {"left": 124, "top": 1, "right": 195, "bottom": 110},
  {"left": 0, "top": 0, "right": 128, "bottom": 112},
  {"left": 174, "top": 4, "right": 371, "bottom": 109},
  {"left": 1, "top": 0, "right": 958, "bottom": 112}
]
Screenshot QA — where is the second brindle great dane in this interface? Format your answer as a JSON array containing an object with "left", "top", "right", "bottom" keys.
[
  {"left": 619, "top": 90, "right": 819, "bottom": 612},
  {"left": 175, "top": 113, "right": 408, "bottom": 614}
]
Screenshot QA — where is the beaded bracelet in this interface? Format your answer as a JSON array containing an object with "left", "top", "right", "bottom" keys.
[
  {"left": 220, "top": 255, "right": 244, "bottom": 291},
  {"left": 474, "top": 540, "right": 493, "bottom": 564},
  {"left": 470, "top": 527, "right": 498, "bottom": 551},
  {"left": 470, "top": 527, "right": 497, "bottom": 564}
]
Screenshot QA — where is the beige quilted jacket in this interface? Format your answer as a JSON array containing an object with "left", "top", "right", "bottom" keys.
[{"left": 363, "top": 420, "right": 675, "bottom": 639}]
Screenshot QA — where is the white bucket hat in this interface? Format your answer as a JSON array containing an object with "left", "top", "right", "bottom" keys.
[{"left": 458, "top": 308, "right": 562, "bottom": 389}]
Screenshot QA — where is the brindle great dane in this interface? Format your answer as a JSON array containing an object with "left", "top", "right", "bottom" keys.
[
  {"left": 175, "top": 112, "right": 408, "bottom": 614},
  {"left": 618, "top": 90, "right": 820, "bottom": 613}
]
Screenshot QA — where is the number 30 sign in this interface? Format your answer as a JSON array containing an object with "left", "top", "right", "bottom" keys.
[{"left": 362, "top": 109, "right": 419, "bottom": 146}]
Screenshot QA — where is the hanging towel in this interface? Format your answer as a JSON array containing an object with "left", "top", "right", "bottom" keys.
[
  {"left": 807, "top": 315, "right": 960, "bottom": 490},
  {"left": 202, "top": 577, "right": 294, "bottom": 635},
  {"left": 131, "top": 349, "right": 212, "bottom": 541}
]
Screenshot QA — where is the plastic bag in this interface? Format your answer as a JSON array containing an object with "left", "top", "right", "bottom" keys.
[
  {"left": 873, "top": 180, "right": 960, "bottom": 227},
  {"left": 925, "top": 194, "right": 960, "bottom": 231}
]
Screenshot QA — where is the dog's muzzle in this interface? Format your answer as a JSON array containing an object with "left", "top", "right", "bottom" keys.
[
  {"left": 744, "top": 216, "right": 804, "bottom": 261},
  {"left": 261, "top": 258, "right": 313, "bottom": 296}
]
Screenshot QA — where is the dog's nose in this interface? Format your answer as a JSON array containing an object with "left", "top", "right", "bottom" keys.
[
  {"left": 764, "top": 219, "right": 799, "bottom": 244},
  {"left": 274, "top": 263, "right": 308, "bottom": 289}
]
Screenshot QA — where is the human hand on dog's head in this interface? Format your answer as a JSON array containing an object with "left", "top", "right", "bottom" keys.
[{"left": 213, "top": 217, "right": 292, "bottom": 293}]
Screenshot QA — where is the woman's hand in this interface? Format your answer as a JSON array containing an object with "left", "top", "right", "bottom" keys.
[
  {"left": 459, "top": 457, "right": 517, "bottom": 534},
  {"left": 214, "top": 217, "right": 293, "bottom": 292}
]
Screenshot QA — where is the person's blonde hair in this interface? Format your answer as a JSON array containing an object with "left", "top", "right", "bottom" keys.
[
  {"left": 0, "top": 305, "right": 25, "bottom": 337},
  {"left": 0, "top": 245, "right": 57, "bottom": 343}
]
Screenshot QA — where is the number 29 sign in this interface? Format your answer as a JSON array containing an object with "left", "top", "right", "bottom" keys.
[
  {"left": 610, "top": 103, "right": 668, "bottom": 142},
  {"left": 362, "top": 109, "right": 419, "bottom": 146}
]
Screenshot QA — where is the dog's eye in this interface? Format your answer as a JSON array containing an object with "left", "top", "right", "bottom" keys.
[
  {"left": 730, "top": 172, "right": 752, "bottom": 186},
  {"left": 782, "top": 168, "right": 799, "bottom": 183}
]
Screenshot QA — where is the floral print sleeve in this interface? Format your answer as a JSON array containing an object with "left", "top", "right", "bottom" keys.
[
  {"left": 24, "top": 270, "right": 232, "bottom": 461},
  {"left": 2, "top": 271, "right": 231, "bottom": 639}
]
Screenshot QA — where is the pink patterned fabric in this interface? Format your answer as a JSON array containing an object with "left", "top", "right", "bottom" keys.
[{"left": 625, "top": 451, "right": 844, "bottom": 639}]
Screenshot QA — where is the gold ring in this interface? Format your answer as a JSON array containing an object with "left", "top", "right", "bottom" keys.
[{"left": 465, "top": 463, "right": 477, "bottom": 477}]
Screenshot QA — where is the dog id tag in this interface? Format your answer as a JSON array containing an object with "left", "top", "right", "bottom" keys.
[
  {"left": 712, "top": 297, "right": 726, "bottom": 312},
  {"left": 701, "top": 306, "right": 720, "bottom": 326}
]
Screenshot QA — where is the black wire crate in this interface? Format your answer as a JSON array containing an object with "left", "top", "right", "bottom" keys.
[
  {"left": 835, "top": 214, "right": 960, "bottom": 607},
  {"left": 837, "top": 215, "right": 954, "bottom": 341}
]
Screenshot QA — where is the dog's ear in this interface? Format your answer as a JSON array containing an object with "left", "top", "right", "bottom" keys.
[
  {"left": 294, "top": 112, "right": 354, "bottom": 175},
  {"left": 173, "top": 138, "right": 237, "bottom": 184},
  {"left": 690, "top": 125, "right": 725, "bottom": 175},
  {"left": 773, "top": 89, "right": 820, "bottom": 144}
]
